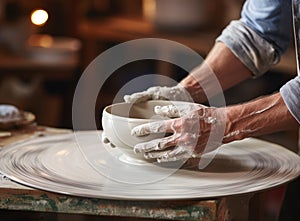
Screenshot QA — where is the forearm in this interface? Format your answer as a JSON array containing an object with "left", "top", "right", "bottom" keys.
[
  {"left": 222, "top": 93, "right": 299, "bottom": 143},
  {"left": 180, "top": 42, "right": 252, "bottom": 103}
]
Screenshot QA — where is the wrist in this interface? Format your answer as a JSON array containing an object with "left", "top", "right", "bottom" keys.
[
  {"left": 221, "top": 93, "right": 298, "bottom": 144},
  {"left": 180, "top": 77, "right": 207, "bottom": 103},
  {"left": 222, "top": 106, "right": 246, "bottom": 143}
]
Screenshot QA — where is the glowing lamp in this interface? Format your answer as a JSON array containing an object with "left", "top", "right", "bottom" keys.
[{"left": 31, "top": 9, "right": 49, "bottom": 26}]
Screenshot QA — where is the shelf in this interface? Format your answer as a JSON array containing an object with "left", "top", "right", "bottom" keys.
[{"left": 78, "top": 16, "right": 297, "bottom": 75}]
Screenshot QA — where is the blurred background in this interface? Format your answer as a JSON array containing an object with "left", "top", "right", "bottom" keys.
[
  {"left": 0, "top": 0, "right": 296, "bottom": 129},
  {"left": 0, "top": 1, "right": 298, "bottom": 220}
]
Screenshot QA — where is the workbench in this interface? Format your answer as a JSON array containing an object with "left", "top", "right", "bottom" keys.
[{"left": 0, "top": 126, "right": 281, "bottom": 221}]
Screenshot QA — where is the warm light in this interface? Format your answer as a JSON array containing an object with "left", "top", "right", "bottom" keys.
[
  {"left": 28, "top": 35, "right": 53, "bottom": 48},
  {"left": 31, "top": 9, "right": 49, "bottom": 26},
  {"left": 143, "top": 0, "right": 156, "bottom": 21}
]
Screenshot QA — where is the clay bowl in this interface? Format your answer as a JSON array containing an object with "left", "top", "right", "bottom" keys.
[{"left": 102, "top": 100, "right": 189, "bottom": 160}]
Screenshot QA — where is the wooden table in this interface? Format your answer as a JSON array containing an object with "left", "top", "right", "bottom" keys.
[{"left": 0, "top": 126, "right": 274, "bottom": 221}]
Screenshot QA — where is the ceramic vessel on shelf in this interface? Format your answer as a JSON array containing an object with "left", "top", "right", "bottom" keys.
[
  {"left": 143, "top": 0, "right": 216, "bottom": 31},
  {"left": 26, "top": 34, "right": 81, "bottom": 62}
]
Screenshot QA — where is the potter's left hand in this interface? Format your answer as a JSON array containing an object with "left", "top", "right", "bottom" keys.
[
  {"left": 124, "top": 85, "right": 192, "bottom": 103},
  {"left": 132, "top": 103, "right": 226, "bottom": 163},
  {"left": 101, "top": 131, "right": 116, "bottom": 148}
]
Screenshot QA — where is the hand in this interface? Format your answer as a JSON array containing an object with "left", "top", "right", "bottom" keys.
[
  {"left": 131, "top": 103, "right": 226, "bottom": 163},
  {"left": 124, "top": 85, "right": 192, "bottom": 103},
  {"left": 101, "top": 131, "right": 115, "bottom": 148}
]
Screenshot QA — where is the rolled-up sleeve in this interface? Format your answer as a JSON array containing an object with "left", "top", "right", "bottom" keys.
[
  {"left": 280, "top": 76, "right": 300, "bottom": 124},
  {"left": 217, "top": 0, "right": 292, "bottom": 77}
]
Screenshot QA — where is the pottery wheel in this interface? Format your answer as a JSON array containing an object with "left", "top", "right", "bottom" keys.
[{"left": 0, "top": 131, "right": 299, "bottom": 200}]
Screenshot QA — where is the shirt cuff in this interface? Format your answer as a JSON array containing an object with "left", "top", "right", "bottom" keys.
[
  {"left": 280, "top": 76, "right": 300, "bottom": 124},
  {"left": 216, "top": 20, "right": 280, "bottom": 77}
]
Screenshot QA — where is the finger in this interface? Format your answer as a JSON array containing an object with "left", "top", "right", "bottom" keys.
[
  {"left": 102, "top": 133, "right": 116, "bottom": 148},
  {"left": 143, "top": 149, "right": 172, "bottom": 159},
  {"left": 102, "top": 133, "right": 110, "bottom": 144},
  {"left": 133, "top": 135, "right": 176, "bottom": 153},
  {"left": 157, "top": 148, "right": 194, "bottom": 163},
  {"left": 154, "top": 103, "right": 204, "bottom": 118},
  {"left": 102, "top": 137, "right": 110, "bottom": 144},
  {"left": 131, "top": 120, "right": 169, "bottom": 137},
  {"left": 110, "top": 143, "right": 116, "bottom": 148},
  {"left": 124, "top": 91, "right": 151, "bottom": 103},
  {"left": 154, "top": 105, "right": 180, "bottom": 118},
  {"left": 132, "top": 117, "right": 183, "bottom": 137},
  {"left": 168, "top": 146, "right": 193, "bottom": 158}
]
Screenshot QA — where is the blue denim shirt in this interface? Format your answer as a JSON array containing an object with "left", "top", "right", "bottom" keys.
[
  {"left": 241, "top": 0, "right": 292, "bottom": 56},
  {"left": 217, "top": 0, "right": 292, "bottom": 76},
  {"left": 217, "top": 0, "right": 300, "bottom": 123}
]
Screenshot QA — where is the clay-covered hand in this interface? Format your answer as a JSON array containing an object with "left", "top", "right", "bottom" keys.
[
  {"left": 101, "top": 131, "right": 115, "bottom": 148},
  {"left": 131, "top": 103, "right": 226, "bottom": 163},
  {"left": 124, "top": 84, "right": 192, "bottom": 103}
]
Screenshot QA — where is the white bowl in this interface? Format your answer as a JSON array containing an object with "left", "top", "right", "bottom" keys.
[{"left": 102, "top": 100, "right": 188, "bottom": 160}]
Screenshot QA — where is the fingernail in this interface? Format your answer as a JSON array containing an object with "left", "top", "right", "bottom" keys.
[
  {"left": 157, "top": 157, "right": 165, "bottom": 163},
  {"left": 131, "top": 128, "right": 138, "bottom": 136},
  {"left": 133, "top": 145, "right": 142, "bottom": 153},
  {"left": 131, "top": 131, "right": 136, "bottom": 136},
  {"left": 123, "top": 95, "right": 130, "bottom": 103},
  {"left": 103, "top": 137, "right": 110, "bottom": 144},
  {"left": 157, "top": 154, "right": 168, "bottom": 163}
]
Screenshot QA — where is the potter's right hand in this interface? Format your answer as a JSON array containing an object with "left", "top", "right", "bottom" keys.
[
  {"left": 131, "top": 103, "right": 225, "bottom": 163},
  {"left": 124, "top": 85, "right": 192, "bottom": 103}
]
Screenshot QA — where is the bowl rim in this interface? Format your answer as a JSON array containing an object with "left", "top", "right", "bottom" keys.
[
  {"left": 103, "top": 100, "right": 189, "bottom": 123},
  {"left": 103, "top": 103, "right": 159, "bottom": 123},
  {"left": 103, "top": 100, "right": 195, "bottom": 123}
]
